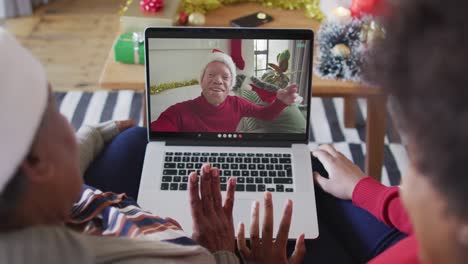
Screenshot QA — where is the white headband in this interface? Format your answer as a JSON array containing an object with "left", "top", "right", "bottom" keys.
[{"left": 0, "top": 27, "right": 48, "bottom": 193}]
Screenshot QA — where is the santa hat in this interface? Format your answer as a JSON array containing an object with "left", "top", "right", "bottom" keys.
[
  {"left": 0, "top": 28, "right": 48, "bottom": 193},
  {"left": 199, "top": 49, "right": 237, "bottom": 88}
]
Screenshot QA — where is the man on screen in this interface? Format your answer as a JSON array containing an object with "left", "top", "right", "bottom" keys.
[{"left": 151, "top": 50, "right": 298, "bottom": 132}]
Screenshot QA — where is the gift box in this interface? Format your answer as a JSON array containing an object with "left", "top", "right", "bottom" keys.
[
  {"left": 120, "top": 0, "right": 181, "bottom": 33},
  {"left": 114, "top": 32, "right": 145, "bottom": 65}
]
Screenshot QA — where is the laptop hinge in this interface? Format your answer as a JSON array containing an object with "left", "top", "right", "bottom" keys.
[{"left": 165, "top": 139, "right": 296, "bottom": 148}]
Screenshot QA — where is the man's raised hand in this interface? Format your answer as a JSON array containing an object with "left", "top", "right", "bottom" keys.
[{"left": 276, "top": 84, "right": 298, "bottom": 105}]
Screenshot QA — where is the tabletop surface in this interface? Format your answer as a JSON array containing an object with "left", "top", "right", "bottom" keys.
[{"left": 99, "top": 2, "right": 381, "bottom": 96}]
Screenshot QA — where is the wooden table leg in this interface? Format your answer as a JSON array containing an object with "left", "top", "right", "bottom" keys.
[
  {"left": 365, "top": 95, "right": 387, "bottom": 181},
  {"left": 344, "top": 96, "right": 357, "bottom": 128}
]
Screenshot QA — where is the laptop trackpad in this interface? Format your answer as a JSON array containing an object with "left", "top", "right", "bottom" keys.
[{"left": 233, "top": 198, "right": 287, "bottom": 238}]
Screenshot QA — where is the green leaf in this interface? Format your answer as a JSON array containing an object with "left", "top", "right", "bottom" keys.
[
  {"left": 268, "top": 63, "right": 282, "bottom": 73},
  {"left": 279, "top": 60, "right": 289, "bottom": 72}
]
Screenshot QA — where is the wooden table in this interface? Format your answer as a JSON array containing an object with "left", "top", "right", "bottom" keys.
[{"left": 99, "top": 3, "right": 386, "bottom": 181}]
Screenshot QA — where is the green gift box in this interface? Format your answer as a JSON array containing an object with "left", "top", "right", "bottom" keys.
[{"left": 114, "top": 32, "right": 145, "bottom": 65}]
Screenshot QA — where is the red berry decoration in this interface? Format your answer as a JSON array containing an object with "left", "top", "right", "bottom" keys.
[{"left": 140, "top": 0, "right": 164, "bottom": 13}]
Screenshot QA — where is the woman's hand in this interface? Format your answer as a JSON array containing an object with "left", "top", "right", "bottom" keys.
[
  {"left": 115, "top": 119, "right": 135, "bottom": 132},
  {"left": 276, "top": 84, "right": 298, "bottom": 105},
  {"left": 237, "top": 192, "right": 306, "bottom": 264},
  {"left": 189, "top": 163, "right": 237, "bottom": 253},
  {"left": 312, "top": 144, "right": 367, "bottom": 200}
]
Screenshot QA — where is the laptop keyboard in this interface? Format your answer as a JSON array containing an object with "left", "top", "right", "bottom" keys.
[{"left": 160, "top": 152, "right": 294, "bottom": 192}]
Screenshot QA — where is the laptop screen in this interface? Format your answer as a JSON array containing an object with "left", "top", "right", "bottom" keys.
[{"left": 145, "top": 28, "right": 313, "bottom": 145}]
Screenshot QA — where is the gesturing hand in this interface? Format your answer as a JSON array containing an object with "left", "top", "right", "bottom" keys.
[
  {"left": 312, "top": 144, "right": 367, "bottom": 200},
  {"left": 189, "top": 163, "right": 237, "bottom": 253},
  {"left": 115, "top": 119, "right": 135, "bottom": 132},
  {"left": 237, "top": 192, "right": 306, "bottom": 264},
  {"left": 276, "top": 84, "right": 298, "bottom": 105}
]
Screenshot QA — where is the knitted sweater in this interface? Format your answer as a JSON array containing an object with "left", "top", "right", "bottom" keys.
[
  {"left": 151, "top": 95, "right": 288, "bottom": 132},
  {"left": 0, "top": 121, "right": 239, "bottom": 264}
]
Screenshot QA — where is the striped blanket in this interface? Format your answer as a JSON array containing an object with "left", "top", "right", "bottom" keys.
[{"left": 66, "top": 185, "right": 195, "bottom": 245}]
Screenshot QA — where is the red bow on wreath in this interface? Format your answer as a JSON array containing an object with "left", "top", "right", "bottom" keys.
[{"left": 140, "top": 0, "right": 164, "bottom": 13}]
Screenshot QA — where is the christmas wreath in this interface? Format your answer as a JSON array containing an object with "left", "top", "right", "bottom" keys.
[{"left": 315, "top": 19, "right": 366, "bottom": 82}]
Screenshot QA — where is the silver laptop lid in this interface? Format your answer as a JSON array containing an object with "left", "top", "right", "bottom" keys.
[{"left": 145, "top": 27, "right": 314, "bottom": 147}]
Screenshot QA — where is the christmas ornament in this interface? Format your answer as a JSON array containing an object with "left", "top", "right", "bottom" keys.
[
  {"left": 175, "top": 11, "right": 188, "bottom": 25},
  {"left": 188, "top": 12, "right": 206, "bottom": 26},
  {"left": 140, "top": 0, "right": 164, "bottom": 13}
]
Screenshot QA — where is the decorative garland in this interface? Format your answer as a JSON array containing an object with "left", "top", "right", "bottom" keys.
[
  {"left": 120, "top": 0, "right": 324, "bottom": 22},
  {"left": 119, "top": 0, "right": 133, "bottom": 15},
  {"left": 150, "top": 79, "right": 199, "bottom": 95},
  {"left": 180, "top": 0, "right": 325, "bottom": 21}
]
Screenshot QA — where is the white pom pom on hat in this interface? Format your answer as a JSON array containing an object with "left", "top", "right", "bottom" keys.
[
  {"left": 0, "top": 27, "right": 48, "bottom": 193},
  {"left": 199, "top": 49, "right": 237, "bottom": 88}
]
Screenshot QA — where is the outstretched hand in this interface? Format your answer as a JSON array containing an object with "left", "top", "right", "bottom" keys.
[
  {"left": 189, "top": 163, "right": 237, "bottom": 253},
  {"left": 276, "top": 84, "right": 298, "bottom": 105},
  {"left": 237, "top": 192, "right": 306, "bottom": 264},
  {"left": 312, "top": 144, "right": 367, "bottom": 200},
  {"left": 115, "top": 119, "right": 135, "bottom": 132}
]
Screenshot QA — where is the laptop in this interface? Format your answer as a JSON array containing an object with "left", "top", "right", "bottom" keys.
[{"left": 138, "top": 27, "right": 318, "bottom": 239}]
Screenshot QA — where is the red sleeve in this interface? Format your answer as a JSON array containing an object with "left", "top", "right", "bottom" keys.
[
  {"left": 150, "top": 107, "right": 180, "bottom": 132},
  {"left": 352, "top": 177, "right": 413, "bottom": 235},
  {"left": 237, "top": 97, "right": 288, "bottom": 121}
]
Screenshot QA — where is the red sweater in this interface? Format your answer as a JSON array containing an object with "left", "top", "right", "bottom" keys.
[
  {"left": 353, "top": 177, "right": 420, "bottom": 264},
  {"left": 151, "top": 95, "right": 288, "bottom": 132}
]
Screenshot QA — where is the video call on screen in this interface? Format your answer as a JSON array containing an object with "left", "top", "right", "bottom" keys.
[{"left": 148, "top": 38, "right": 311, "bottom": 135}]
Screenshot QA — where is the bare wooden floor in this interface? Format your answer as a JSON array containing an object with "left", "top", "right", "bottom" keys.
[{"left": 2, "top": 0, "right": 126, "bottom": 91}]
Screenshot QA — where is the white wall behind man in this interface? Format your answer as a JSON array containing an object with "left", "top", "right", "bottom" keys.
[{"left": 148, "top": 38, "right": 230, "bottom": 86}]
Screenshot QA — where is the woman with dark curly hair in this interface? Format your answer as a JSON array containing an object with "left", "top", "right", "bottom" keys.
[{"left": 310, "top": 0, "right": 468, "bottom": 263}]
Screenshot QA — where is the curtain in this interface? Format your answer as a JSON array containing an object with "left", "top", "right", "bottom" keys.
[
  {"left": 1, "top": 0, "right": 48, "bottom": 18},
  {"left": 289, "top": 40, "right": 312, "bottom": 102}
]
